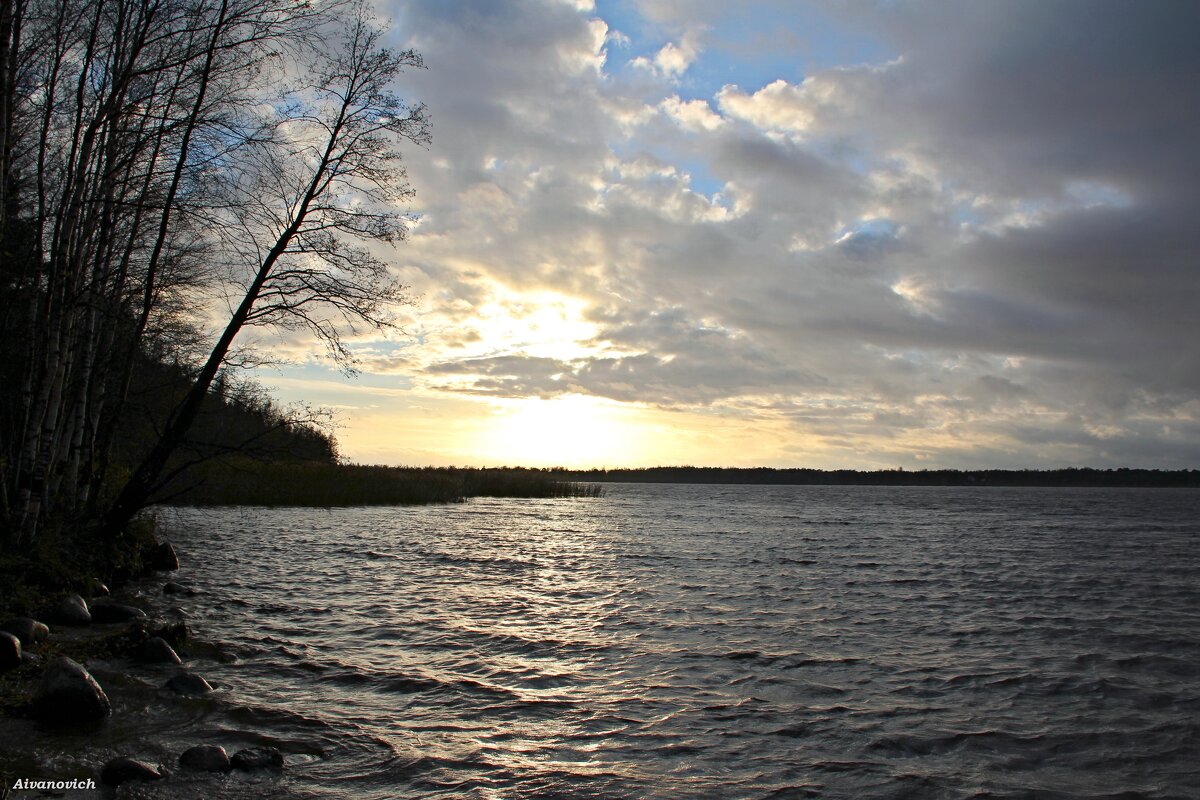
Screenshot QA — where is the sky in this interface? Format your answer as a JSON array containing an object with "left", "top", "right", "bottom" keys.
[{"left": 250, "top": 0, "right": 1200, "bottom": 470}]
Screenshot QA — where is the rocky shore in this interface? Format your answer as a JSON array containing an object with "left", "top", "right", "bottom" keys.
[{"left": 0, "top": 539, "right": 287, "bottom": 796}]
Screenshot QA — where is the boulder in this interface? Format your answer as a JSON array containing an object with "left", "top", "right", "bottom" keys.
[
  {"left": 179, "top": 744, "right": 231, "bottom": 772},
  {"left": 89, "top": 602, "right": 147, "bottom": 624},
  {"left": 149, "top": 542, "right": 180, "bottom": 571},
  {"left": 56, "top": 594, "right": 91, "bottom": 626},
  {"left": 148, "top": 619, "right": 188, "bottom": 649},
  {"left": 100, "top": 757, "right": 163, "bottom": 786},
  {"left": 34, "top": 656, "right": 111, "bottom": 722},
  {"left": 165, "top": 671, "right": 213, "bottom": 695},
  {"left": 162, "top": 581, "right": 193, "bottom": 596},
  {"left": 0, "top": 631, "right": 20, "bottom": 671},
  {"left": 1, "top": 617, "right": 50, "bottom": 647},
  {"left": 136, "top": 636, "right": 182, "bottom": 665},
  {"left": 231, "top": 746, "right": 284, "bottom": 772},
  {"left": 87, "top": 579, "right": 110, "bottom": 597}
]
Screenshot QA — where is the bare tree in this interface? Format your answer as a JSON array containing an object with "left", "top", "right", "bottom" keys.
[
  {"left": 2, "top": 0, "right": 332, "bottom": 540},
  {"left": 101, "top": 5, "right": 428, "bottom": 534},
  {"left": 0, "top": 0, "right": 426, "bottom": 542}
]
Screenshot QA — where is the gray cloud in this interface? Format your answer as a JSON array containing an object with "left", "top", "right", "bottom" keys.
[
  {"left": 373, "top": 0, "right": 1200, "bottom": 468},
  {"left": 860, "top": 0, "right": 1200, "bottom": 205}
]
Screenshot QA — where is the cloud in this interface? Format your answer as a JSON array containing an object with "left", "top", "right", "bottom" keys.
[
  {"left": 717, "top": 78, "right": 822, "bottom": 134},
  {"left": 629, "top": 28, "right": 705, "bottom": 80},
  {"left": 258, "top": 0, "right": 1200, "bottom": 469},
  {"left": 659, "top": 95, "right": 724, "bottom": 132},
  {"left": 652, "top": 39, "right": 694, "bottom": 76}
]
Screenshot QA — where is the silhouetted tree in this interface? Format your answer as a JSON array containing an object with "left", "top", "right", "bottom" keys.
[
  {"left": 0, "top": 0, "right": 427, "bottom": 543},
  {"left": 101, "top": 5, "right": 428, "bottom": 535}
]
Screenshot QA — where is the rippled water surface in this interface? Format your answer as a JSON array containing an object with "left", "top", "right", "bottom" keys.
[{"left": 13, "top": 485, "right": 1200, "bottom": 798}]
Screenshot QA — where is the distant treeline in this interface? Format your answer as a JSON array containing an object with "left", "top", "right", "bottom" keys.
[
  {"left": 558, "top": 467, "right": 1200, "bottom": 488},
  {"left": 167, "top": 463, "right": 601, "bottom": 506}
]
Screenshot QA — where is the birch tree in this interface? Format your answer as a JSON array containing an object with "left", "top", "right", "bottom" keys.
[
  {"left": 0, "top": 0, "right": 428, "bottom": 542},
  {"left": 100, "top": 7, "right": 428, "bottom": 535}
]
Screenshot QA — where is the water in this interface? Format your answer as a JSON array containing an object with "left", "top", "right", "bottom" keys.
[{"left": 5, "top": 485, "right": 1200, "bottom": 798}]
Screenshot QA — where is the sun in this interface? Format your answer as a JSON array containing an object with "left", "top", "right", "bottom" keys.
[{"left": 478, "top": 394, "right": 646, "bottom": 468}]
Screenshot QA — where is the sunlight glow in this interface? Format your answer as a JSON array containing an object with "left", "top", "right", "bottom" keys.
[
  {"left": 467, "top": 289, "right": 601, "bottom": 362},
  {"left": 477, "top": 394, "right": 647, "bottom": 468}
]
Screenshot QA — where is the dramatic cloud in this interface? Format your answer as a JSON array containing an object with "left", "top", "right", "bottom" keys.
[{"left": 257, "top": 0, "right": 1200, "bottom": 469}]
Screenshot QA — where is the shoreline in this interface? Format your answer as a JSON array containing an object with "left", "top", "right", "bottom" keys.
[
  {"left": 0, "top": 535, "right": 288, "bottom": 796},
  {"left": 0, "top": 475, "right": 598, "bottom": 794}
]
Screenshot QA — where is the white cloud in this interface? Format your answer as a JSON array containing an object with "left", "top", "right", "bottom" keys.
[
  {"left": 555, "top": 17, "right": 610, "bottom": 75},
  {"left": 606, "top": 28, "right": 631, "bottom": 48},
  {"left": 660, "top": 95, "right": 725, "bottom": 132},
  {"left": 717, "top": 79, "right": 818, "bottom": 133},
  {"left": 629, "top": 28, "right": 704, "bottom": 81},
  {"left": 653, "top": 40, "right": 692, "bottom": 76}
]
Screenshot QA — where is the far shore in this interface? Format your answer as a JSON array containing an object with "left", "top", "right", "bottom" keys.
[{"left": 556, "top": 466, "right": 1200, "bottom": 488}]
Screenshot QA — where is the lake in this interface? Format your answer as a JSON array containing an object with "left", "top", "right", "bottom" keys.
[{"left": 6, "top": 484, "right": 1200, "bottom": 798}]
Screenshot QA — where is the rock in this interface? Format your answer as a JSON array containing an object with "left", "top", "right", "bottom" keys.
[
  {"left": 34, "top": 656, "right": 111, "bottom": 722},
  {"left": 162, "top": 581, "right": 189, "bottom": 595},
  {"left": 0, "top": 631, "right": 20, "bottom": 671},
  {"left": 89, "top": 602, "right": 147, "bottom": 624},
  {"left": 2, "top": 617, "right": 50, "bottom": 647},
  {"left": 56, "top": 594, "right": 91, "bottom": 626},
  {"left": 179, "top": 744, "right": 231, "bottom": 772},
  {"left": 165, "top": 671, "right": 213, "bottom": 695},
  {"left": 136, "top": 636, "right": 182, "bottom": 664},
  {"left": 231, "top": 746, "right": 284, "bottom": 772},
  {"left": 149, "top": 542, "right": 180, "bottom": 571},
  {"left": 100, "top": 757, "right": 163, "bottom": 786},
  {"left": 87, "top": 579, "right": 110, "bottom": 597},
  {"left": 148, "top": 619, "right": 188, "bottom": 649}
]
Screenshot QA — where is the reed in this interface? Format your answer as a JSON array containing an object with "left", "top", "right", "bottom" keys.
[{"left": 165, "top": 462, "right": 602, "bottom": 507}]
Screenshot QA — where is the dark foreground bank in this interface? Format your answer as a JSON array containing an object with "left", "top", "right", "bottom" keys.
[{"left": 0, "top": 530, "right": 291, "bottom": 797}]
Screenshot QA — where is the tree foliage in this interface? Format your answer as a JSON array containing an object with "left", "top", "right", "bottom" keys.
[{"left": 0, "top": 0, "right": 428, "bottom": 543}]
